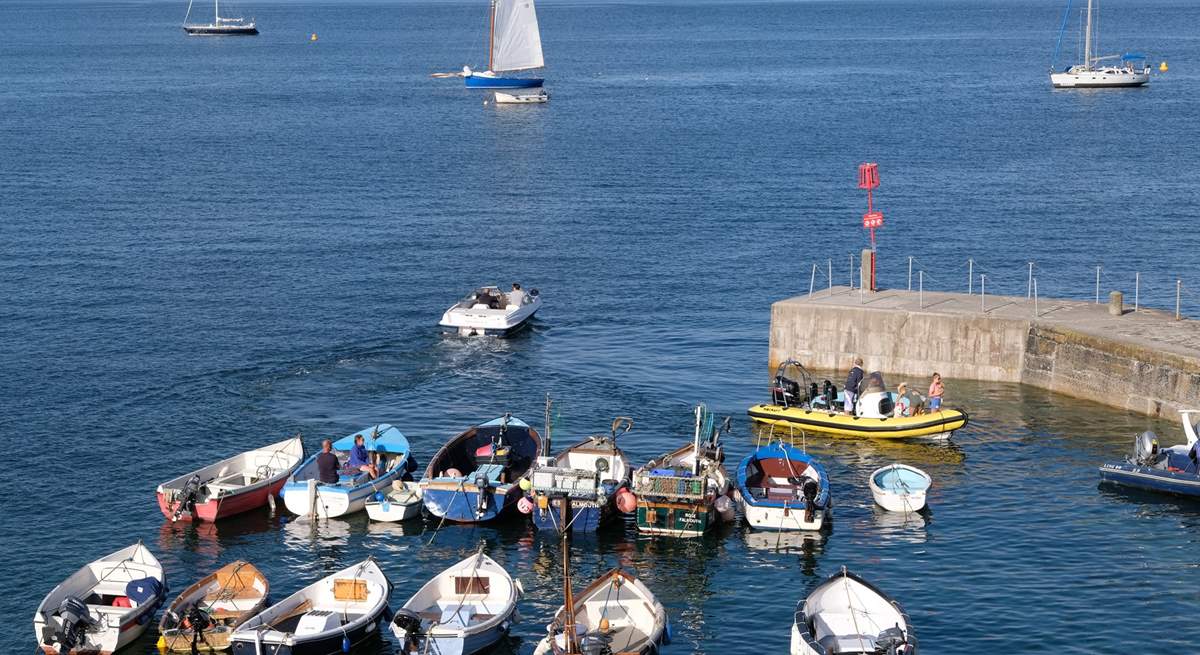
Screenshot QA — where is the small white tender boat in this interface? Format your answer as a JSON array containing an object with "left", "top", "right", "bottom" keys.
[
  {"left": 230, "top": 557, "right": 391, "bottom": 655},
  {"left": 35, "top": 542, "right": 168, "bottom": 655},
  {"left": 493, "top": 91, "right": 548, "bottom": 104},
  {"left": 439, "top": 285, "right": 542, "bottom": 336},
  {"left": 791, "top": 568, "right": 917, "bottom": 655},
  {"left": 365, "top": 480, "right": 424, "bottom": 522},
  {"left": 391, "top": 551, "right": 522, "bottom": 655},
  {"left": 534, "top": 568, "right": 669, "bottom": 655},
  {"left": 869, "top": 464, "right": 931, "bottom": 513}
]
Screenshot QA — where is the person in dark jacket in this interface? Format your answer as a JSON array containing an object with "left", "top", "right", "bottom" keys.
[
  {"left": 316, "top": 439, "right": 340, "bottom": 484},
  {"left": 844, "top": 357, "right": 864, "bottom": 416}
]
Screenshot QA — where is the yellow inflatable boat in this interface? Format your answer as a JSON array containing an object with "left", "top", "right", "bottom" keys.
[{"left": 747, "top": 360, "right": 969, "bottom": 439}]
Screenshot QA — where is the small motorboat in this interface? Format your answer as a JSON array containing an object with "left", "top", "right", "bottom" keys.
[
  {"left": 439, "top": 285, "right": 542, "bottom": 337},
  {"left": 527, "top": 411, "right": 634, "bottom": 533},
  {"left": 34, "top": 542, "right": 168, "bottom": 655},
  {"left": 365, "top": 480, "right": 424, "bottom": 522},
  {"left": 870, "top": 464, "right": 932, "bottom": 513},
  {"left": 281, "top": 424, "right": 413, "bottom": 519},
  {"left": 1099, "top": 410, "right": 1200, "bottom": 498},
  {"left": 157, "top": 436, "right": 305, "bottom": 522},
  {"left": 390, "top": 551, "right": 522, "bottom": 655},
  {"left": 493, "top": 90, "right": 548, "bottom": 104},
  {"left": 230, "top": 557, "right": 391, "bottom": 655},
  {"left": 629, "top": 405, "right": 735, "bottom": 537},
  {"left": 158, "top": 561, "right": 269, "bottom": 653},
  {"left": 420, "top": 415, "right": 541, "bottom": 523},
  {"left": 791, "top": 567, "right": 917, "bottom": 655},
  {"left": 533, "top": 568, "right": 669, "bottom": 655},
  {"left": 748, "top": 361, "right": 968, "bottom": 439},
  {"left": 736, "top": 441, "right": 831, "bottom": 531}
]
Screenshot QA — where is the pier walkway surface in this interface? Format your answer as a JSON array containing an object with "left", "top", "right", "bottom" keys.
[{"left": 769, "top": 286, "right": 1200, "bottom": 418}]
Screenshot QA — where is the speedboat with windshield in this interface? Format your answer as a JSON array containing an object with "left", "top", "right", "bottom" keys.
[{"left": 439, "top": 285, "right": 541, "bottom": 336}]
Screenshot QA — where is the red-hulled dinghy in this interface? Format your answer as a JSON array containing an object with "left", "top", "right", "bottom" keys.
[{"left": 156, "top": 436, "right": 304, "bottom": 522}]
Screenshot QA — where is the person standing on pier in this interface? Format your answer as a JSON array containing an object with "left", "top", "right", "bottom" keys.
[
  {"left": 928, "top": 373, "right": 945, "bottom": 412},
  {"left": 844, "top": 357, "right": 864, "bottom": 415}
]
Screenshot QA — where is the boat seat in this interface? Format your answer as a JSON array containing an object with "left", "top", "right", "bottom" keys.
[
  {"left": 475, "top": 464, "right": 506, "bottom": 483},
  {"left": 812, "top": 612, "right": 879, "bottom": 653},
  {"left": 438, "top": 604, "right": 477, "bottom": 628},
  {"left": 338, "top": 471, "right": 370, "bottom": 485}
]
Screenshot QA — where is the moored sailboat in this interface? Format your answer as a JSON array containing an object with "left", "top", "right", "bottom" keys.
[
  {"left": 442, "top": 0, "right": 545, "bottom": 88},
  {"left": 1050, "top": 0, "right": 1149, "bottom": 88},
  {"left": 183, "top": 0, "right": 258, "bottom": 35}
]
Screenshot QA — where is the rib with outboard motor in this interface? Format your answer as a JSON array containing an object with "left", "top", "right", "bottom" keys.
[
  {"left": 34, "top": 542, "right": 168, "bottom": 655},
  {"left": 791, "top": 567, "right": 917, "bottom": 655},
  {"left": 1099, "top": 410, "right": 1200, "bottom": 498}
]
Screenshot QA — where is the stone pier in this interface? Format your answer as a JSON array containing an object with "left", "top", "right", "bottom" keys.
[{"left": 769, "top": 287, "right": 1200, "bottom": 417}]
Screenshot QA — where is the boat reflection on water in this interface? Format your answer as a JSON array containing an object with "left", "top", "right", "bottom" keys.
[
  {"left": 750, "top": 423, "right": 966, "bottom": 467},
  {"left": 157, "top": 505, "right": 279, "bottom": 556},
  {"left": 365, "top": 516, "right": 428, "bottom": 538},
  {"left": 281, "top": 513, "right": 354, "bottom": 549},
  {"left": 870, "top": 504, "right": 931, "bottom": 544}
]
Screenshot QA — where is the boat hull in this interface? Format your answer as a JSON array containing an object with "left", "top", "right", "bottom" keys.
[
  {"left": 1050, "top": 70, "right": 1149, "bottom": 88},
  {"left": 281, "top": 478, "right": 399, "bottom": 518},
  {"left": 531, "top": 500, "right": 610, "bottom": 533},
  {"left": 636, "top": 500, "right": 715, "bottom": 537},
  {"left": 421, "top": 483, "right": 521, "bottom": 523},
  {"left": 397, "top": 619, "right": 512, "bottom": 655},
  {"left": 183, "top": 25, "right": 258, "bottom": 35},
  {"left": 748, "top": 404, "right": 967, "bottom": 439},
  {"left": 743, "top": 501, "right": 827, "bottom": 531},
  {"left": 230, "top": 618, "right": 384, "bottom": 655},
  {"left": 156, "top": 478, "right": 285, "bottom": 522},
  {"left": 1099, "top": 463, "right": 1200, "bottom": 497},
  {"left": 464, "top": 75, "right": 544, "bottom": 89}
]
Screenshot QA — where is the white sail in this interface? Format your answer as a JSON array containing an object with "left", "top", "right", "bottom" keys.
[{"left": 491, "top": 0, "right": 543, "bottom": 72}]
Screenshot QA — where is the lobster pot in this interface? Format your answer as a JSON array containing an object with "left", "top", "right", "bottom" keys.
[
  {"left": 635, "top": 474, "right": 706, "bottom": 500},
  {"left": 532, "top": 467, "right": 600, "bottom": 499}
]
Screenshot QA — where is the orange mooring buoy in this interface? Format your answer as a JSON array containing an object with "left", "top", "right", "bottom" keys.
[
  {"left": 1159, "top": 61, "right": 1168, "bottom": 72},
  {"left": 310, "top": 33, "right": 318, "bottom": 42}
]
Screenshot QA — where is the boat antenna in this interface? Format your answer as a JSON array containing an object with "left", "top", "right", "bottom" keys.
[
  {"left": 692, "top": 405, "right": 702, "bottom": 476},
  {"left": 543, "top": 394, "right": 553, "bottom": 457}
]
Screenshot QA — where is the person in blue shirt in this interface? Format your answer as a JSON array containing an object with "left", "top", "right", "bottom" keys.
[{"left": 346, "top": 434, "right": 377, "bottom": 479}]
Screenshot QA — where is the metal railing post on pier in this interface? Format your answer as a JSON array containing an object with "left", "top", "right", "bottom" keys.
[
  {"left": 981, "top": 275, "right": 987, "bottom": 312},
  {"left": 848, "top": 253, "right": 854, "bottom": 290},
  {"left": 968, "top": 259, "right": 974, "bottom": 295},
  {"left": 1134, "top": 272, "right": 1140, "bottom": 312},
  {"left": 1027, "top": 262, "right": 1033, "bottom": 299},
  {"left": 808, "top": 264, "right": 817, "bottom": 299},
  {"left": 1033, "top": 278, "right": 1039, "bottom": 318},
  {"left": 1177, "top": 279, "right": 1182, "bottom": 320},
  {"left": 828, "top": 259, "right": 833, "bottom": 297},
  {"left": 908, "top": 256, "right": 913, "bottom": 291},
  {"left": 1095, "top": 266, "right": 1102, "bottom": 304},
  {"left": 919, "top": 271, "right": 924, "bottom": 309}
]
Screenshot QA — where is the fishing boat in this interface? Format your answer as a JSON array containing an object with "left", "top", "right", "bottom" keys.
[
  {"left": 365, "top": 481, "right": 424, "bottom": 522},
  {"left": 629, "top": 405, "right": 735, "bottom": 537},
  {"left": 439, "top": 285, "right": 542, "bottom": 337},
  {"left": 1050, "top": 0, "right": 1149, "bottom": 88},
  {"left": 420, "top": 415, "right": 541, "bottom": 523},
  {"left": 182, "top": 0, "right": 258, "bottom": 35},
  {"left": 157, "top": 436, "right": 304, "bottom": 522},
  {"left": 455, "top": 0, "right": 545, "bottom": 88},
  {"left": 533, "top": 562, "right": 668, "bottom": 655},
  {"left": 869, "top": 464, "right": 932, "bottom": 513},
  {"left": 494, "top": 91, "right": 548, "bottom": 104},
  {"left": 736, "top": 441, "right": 831, "bottom": 531},
  {"left": 34, "top": 542, "right": 168, "bottom": 655},
  {"left": 1099, "top": 410, "right": 1200, "bottom": 498},
  {"left": 791, "top": 568, "right": 917, "bottom": 655},
  {"left": 230, "top": 557, "right": 391, "bottom": 655},
  {"left": 158, "top": 561, "right": 269, "bottom": 653},
  {"left": 527, "top": 410, "right": 634, "bottom": 533},
  {"left": 390, "top": 551, "right": 522, "bottom": 655},
  {"left": 281, "top": 425, "right": 413, "bottom": 519},
  {"left": 748, "top": 361, "right": 968, "bottom": 439}
]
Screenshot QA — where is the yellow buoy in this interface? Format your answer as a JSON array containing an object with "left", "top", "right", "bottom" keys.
[
  {"left": 1159, "top": 61, "right": 1168, "bottom": 72},
  {"left": 310, "top": 33, "right": 318, "bottom": 42},
  {"left": 156, "top": 635, "right": 167, "bottom": 651}
]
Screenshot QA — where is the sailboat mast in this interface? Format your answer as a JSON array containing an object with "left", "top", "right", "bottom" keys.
[
  {"left": 214, "top": 0, "right": 220, "bottom": 23},
  {"left": 488, "top": 0, "right": 497, "bottom": 72},
  {"left": 561, "top": 533, "right": 579, "bottom": 654},
  {"left": 1083, "top": 0, "right": 1093, "bottom": 68}
]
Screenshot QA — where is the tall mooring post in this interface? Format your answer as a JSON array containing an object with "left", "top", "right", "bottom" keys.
[{"left": 858, "top": 162, "right": 883, "bottom": 292}]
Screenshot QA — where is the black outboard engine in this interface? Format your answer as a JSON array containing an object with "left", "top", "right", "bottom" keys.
[
  {"left": 391, "top": 608, "right": 424, "bottom": 650},
  {"left": 801, "top": 478, "right": 820, "bottom": 522},
  {"left": 773, "top": 375, "right": 802, "bottom": 407},
  {"left": 45, "top": 596, "right": 92, "bottom": 652},
  {"left": 187, "top": 606, "right": 212, "bottom": 650},
  {"left": 474, "top": 472, "right": 492, "bottom": 517},
  {"left": 875, "top": 625, "right": 907, "bottom": 654},
  {"left": 173, "top": 474, "right": 202, "bottom": 521},
  {"left": 579, "top": 630, "right": 615, "bottom": 655},
  {"left": 1133, "top": 431, "right": 1160, "bottom": 467}
]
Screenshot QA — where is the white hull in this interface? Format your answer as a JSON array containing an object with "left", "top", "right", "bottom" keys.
[
  {"left": 742, "top": 501, "right": 827, "bottom": 531},
  {"left": 439, "top": 287, "right": 542, "bottom": 336},
  {"left": 1051, "top": 68, "right": 1150, "bottom": 88},
  {"left": 282, "top": 480, "right": 377, "bottom": 518},
  {"left": 791, "top": 569, "right": 916, "bottom": 655},
  {"left": 494, "top": 91, "right": 548, "bottom": 104},
  {"left": 869, "top": 464, "right": 931, "bottom": 513},
  {"left": 365, "top": 481, "right": 423, "bottom": 522}
]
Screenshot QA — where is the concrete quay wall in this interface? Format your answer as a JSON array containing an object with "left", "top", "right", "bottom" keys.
[{"left": 769, "top": 288, "right": 1200, "bottom": 418}]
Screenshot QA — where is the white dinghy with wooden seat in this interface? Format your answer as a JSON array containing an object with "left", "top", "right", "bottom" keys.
[
  {"left": 534, "top": 566, "right": 669, "bottom": 655},
  {"left": 365, "top": 480, "right": 424, "bottom": 522},
  {"left": 157, "top": 436, "right": 305, "bottom": 522},
  {"left": 34, "top": 542, "right": 168, "bottom": 655},
  {"left": 869, "top": 464, "right": 932, "bottom": 513},
  {"left": 230, "top": 557, "right": 391, "bottom": 655},
  {"left": 390, "top": 551, "right": 523, "bottom": 655},
  {"left": 791, "top": 567, "right": 917, "bottom": 655},
  {"left": 158, "top": 561, "right": 269, "bottom": 653}
]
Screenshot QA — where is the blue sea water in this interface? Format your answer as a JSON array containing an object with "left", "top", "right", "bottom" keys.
[{"left": 3, "top": 0, "right": 1200, "bottom": 652}]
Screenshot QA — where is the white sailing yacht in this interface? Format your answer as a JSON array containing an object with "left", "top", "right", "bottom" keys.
[
  {"left": 183, "top": 0, "right": 258, "bottom": 36},
  {"left": 461, "top": 0, "right": 545, "bottom": 89},
  {"left": 1050, "top": 0, "right": 1148, "bottom": 88}
]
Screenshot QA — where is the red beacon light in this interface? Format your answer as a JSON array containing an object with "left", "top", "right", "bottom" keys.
[{"left": 857, "top": 162, "right": 883, "bottom": 291}]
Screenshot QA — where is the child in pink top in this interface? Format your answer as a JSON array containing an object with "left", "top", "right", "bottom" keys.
[{"left": 928, "top": 373, "right": 945, "bottom": 411}]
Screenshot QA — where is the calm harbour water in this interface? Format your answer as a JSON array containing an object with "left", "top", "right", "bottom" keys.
[{"left": 3, "top": 0, "right": 1200, "bottom": 653}]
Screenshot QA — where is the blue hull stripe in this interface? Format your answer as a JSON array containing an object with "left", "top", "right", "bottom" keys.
[
  {"left": 1099, "top": 464, "right": 1200, "bottom": 497},
  {"left": 465, "top": 76, "right": 544, "bottom": 89}
]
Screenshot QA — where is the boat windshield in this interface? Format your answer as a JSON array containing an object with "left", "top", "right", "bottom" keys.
[{"left": 861, "top": 371, "right": 887, "bottom": 394}]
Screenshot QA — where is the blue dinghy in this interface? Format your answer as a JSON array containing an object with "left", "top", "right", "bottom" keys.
[
  {"left": 281, "top": 424, "right": 414, "bottom": 518},
  {"left": 736, "top": 441, "right": 831, "bottom": 531},
  {"left": 421, "top": 415, "right": 541, "bottom": 523},
  {"left": 1099, "top": 411, "right": 1200, "bottom": 498}
]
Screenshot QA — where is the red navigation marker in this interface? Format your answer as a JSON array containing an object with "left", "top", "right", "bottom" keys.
[{"left": 857, "top": 162, "right": 883, "bottom": 290}]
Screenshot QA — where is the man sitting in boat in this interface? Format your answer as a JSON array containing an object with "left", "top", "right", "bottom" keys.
[
  {"left": 508, "top": 283, "right": 525, "bottom": 307},
  {"left": 317, "top": 439, "right": 340, "bottom": 484},
  {"left": 345, "top": 434, "right": 378, "bottom": 480}
]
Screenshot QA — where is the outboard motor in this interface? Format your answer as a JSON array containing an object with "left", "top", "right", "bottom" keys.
[
  {"left": 773, "top": 375, "right": 801, "bottom": 407},
  {"left": 801, "top": 478, "right": 820, "bottom": 523},
  {"left": 391, "top": 608, "right": 424, "bottom": 650},
  {"left": 579, "top": 630, "right": 615, "bottom": 655},
  {"left": 45, "top": 596, "right": 92, "bottom": 652},
  {"left": 875, "top": 625, "right": 907, "bottom": 655},
  {"left": 474, "top": 472, "right": 492, "bottom": 518},
  {"left": 172, "top": 474, "right": 202, "bottom": 521},
  {"left": 187, "top": 606, "right": 213, "bottom": 650},
  {"left": 1133, "top": 431, "right": 1160, "bottom": 466}
]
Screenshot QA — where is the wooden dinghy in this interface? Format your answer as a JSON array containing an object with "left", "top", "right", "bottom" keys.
[
  {"left": 34, "top": 542, "right": 168, "bottom": 655},
  {"left": 791, "top": 568, "right": 917, "bottom": 655},
  {"left": 157, "top": 436, "right": 304, "bottom": 522},
  {"left": 534, "top": 568, "right": 669, "bottom": 655},
  {"left": 230, "top": 557, "right": 391, "bottom": 655},
  {"left": 158, "top": 561, "right": 268, "bottom": 653},
  {"left": 390, "top": 551, "right": 523, "bottom": 655}
]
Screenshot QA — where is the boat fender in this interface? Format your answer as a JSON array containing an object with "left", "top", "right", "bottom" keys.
[
  {"left": 518, "top": 496, "right": 534, "bottom": 514},
  {"left": 341, "top": 633, "right": 351, "bottom": 652},
  {"left": 615, "top": 489, "right": 637, "bottom": 514}
]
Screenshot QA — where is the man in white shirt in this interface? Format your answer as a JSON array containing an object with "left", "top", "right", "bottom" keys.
[{"left": 508, "top": 283, "right": 525, "bottom": 307}]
